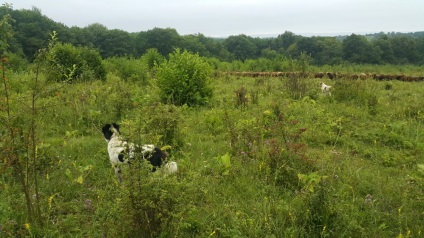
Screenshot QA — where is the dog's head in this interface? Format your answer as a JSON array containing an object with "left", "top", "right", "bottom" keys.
[{"left": 102, "top": 123, "right": 120, "bottom": 142}]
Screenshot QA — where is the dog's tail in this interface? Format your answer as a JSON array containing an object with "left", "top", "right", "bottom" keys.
[
  {"left": 160, "top": 145, "right": 177, "bottom": 174},
  {"left": 163, "top": 161, "right": 178, "bottom": 175}
]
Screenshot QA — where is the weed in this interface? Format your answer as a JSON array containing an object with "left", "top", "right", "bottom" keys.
[{"left": 234, "top": 86, "right": 249, "bottom": 108}]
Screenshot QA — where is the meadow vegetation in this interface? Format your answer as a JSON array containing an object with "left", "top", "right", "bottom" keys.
[
  {"left": 1, "top": 17, "right": 424, "bottom": 237},
  {"left": 1, "top": 51, "right": 424, "bottom": 238}
]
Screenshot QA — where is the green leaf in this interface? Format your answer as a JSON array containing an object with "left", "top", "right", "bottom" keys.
[
  {"left": 418, "top": 164, "right": 424, "bottom": 175},
  {"left": 220, "top": 153, "right": 231, "bottom": 169},
  {"left": 75, "top": 176, "right": 83, "bottom": 184},
  {"left": 65, "top": 169, "right": 72, "bottom": 178},
  {"left": 218, "top": 153, "right": 231, "bottom": 176}
]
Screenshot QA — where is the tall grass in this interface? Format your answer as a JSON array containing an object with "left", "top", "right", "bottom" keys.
[{"left": 1, "top": 68, "right": 423, "bottom": 237}]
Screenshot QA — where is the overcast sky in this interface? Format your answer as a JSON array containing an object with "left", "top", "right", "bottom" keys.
[{"left": 10, "top": 0, "right": 424, "bottom": 37}]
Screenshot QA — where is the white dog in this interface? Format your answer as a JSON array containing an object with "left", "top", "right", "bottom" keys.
[
  {"left": 102, "top": 123, "right": 177, "bottom": 183},
  {"left": 321, "top": 82, "right": 333, "bottom": 95}
]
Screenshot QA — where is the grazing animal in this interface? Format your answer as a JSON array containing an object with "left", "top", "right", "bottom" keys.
[
  {"left": 102, "top": 123, "right": 177, "bottom": 183},
  {"left": 320, "top": 82, "right": 333, "bottom": 95}
]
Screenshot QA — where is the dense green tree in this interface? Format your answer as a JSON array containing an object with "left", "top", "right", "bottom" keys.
[
  {"left": 67, "top": 26, "right": 92, "bottom": 47},
  {"left": 315, "top": 37, "right": 343, "bottom": 65},
  {"left": 133, "top": 31, "right": 148, "bottom": 56},
  {"left": 250, "top": 37, "right": 272, "bottom": 56},
  {"left": 0, "top": 8, "right": 13, "bottom": 55},
  {"left": 82, "top": 24, "right": 133, "bottom": 58},
  {"left": 83, "top": 23, "right": 108, "bottom": 43},
  {"left": 1, "top": 5, "right": 424, "bottom": 66},
  {"left": 261, "top": 48, "right": 280, "bottom": 60},
  {"left": 390, "top": 36, "right": 419, "bottom": 64},
  {"left": 416, "top": 37, "right": 424, "bottom": 64},
  {"left": 179, "top": 33, "right": 236, "bottom": 61},
  {"left": 272, "top": 31, "right": 299, "bottom": 52},
  {"left": 224, "top": 34, "right": 258, "bottom": 61},
  {"left": 342, "top": 34, "right": 381, "bottom": 64},
  {"left": 295, "top": 37, "right": 319, "bottom": 57},
  {"left": 144, "top": 28, "right": 181, "bottom": 57},
  {"left": 102, "top": 29, "right": 134, "bottom": 57},
  {"left": 180, "top": 34, "right": 209, "bottom": 56},
  {"left": 186, "top": 35, "right": 233, "bottom": 61},
  {"left": 373, "top": 35, "right": 395, "bottom": 64},
  {"left": 8, "top": 6, "right": 68, "bottom": 60}
]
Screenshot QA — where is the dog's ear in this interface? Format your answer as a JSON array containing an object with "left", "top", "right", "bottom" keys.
[
  {"left": 102, "top": 124, "right": 113, "bottom": 141},
  {"left": 111, "top": 123, "right": 120, "bottom": 133}
]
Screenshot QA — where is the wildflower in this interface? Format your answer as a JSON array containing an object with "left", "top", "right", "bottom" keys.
[{"left": 24, "top": 223, "right": 30, "bottom": 231}]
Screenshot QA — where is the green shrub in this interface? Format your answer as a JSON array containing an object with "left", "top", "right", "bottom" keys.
[
  {"left": 332, "top": 79, "right": 379, "bottom": 115},
  {"left": 142, "top": 48, "right": 164, "bottom": 69},
  {"left": 103, "top": 57, "right": 148, "bottom": 83},
  {"left": 284, "top": 52, "right": 312, "bottom": 100},
  {"left": 234, "top": 86, "right": 249, "bottom": 108},
  {"left": 49, "top": 42, "right": 106, "bottom": 82},
  {"left": 124, "top": 103, "right": 184, "bottom": 149},
  {"left": 5, "top": 53, "right": 28, "bottom": 72},
  {"left": 117, "top": 162, "right": 202, "bottom": 237},
  {"left": 157, "top": 49, "right": 213, "bottom": 106}
]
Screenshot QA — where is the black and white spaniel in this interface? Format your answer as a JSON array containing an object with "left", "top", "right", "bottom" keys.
[{"left": 102, "top": 123, "right": 177, "bottom": 183}]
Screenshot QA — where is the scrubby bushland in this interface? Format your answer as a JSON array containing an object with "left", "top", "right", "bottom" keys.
[
  {"left": 1, "top": 29, "right": 424, "bottom": 237},
  {"left": 156, "top": 49, "right": 213, "bottom": 106}
]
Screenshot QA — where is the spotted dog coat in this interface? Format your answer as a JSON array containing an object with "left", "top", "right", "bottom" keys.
[{"left": 102, "top": 123, "right": 176, "bottom": 183}]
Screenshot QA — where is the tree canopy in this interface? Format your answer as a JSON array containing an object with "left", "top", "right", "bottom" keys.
[{"left": 2, "top": 4, "right": 424, "bottom": 65}]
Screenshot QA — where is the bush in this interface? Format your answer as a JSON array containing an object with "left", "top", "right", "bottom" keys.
[
  {"left": 119, "top": 168, "right": 194, "bottom": 237},
  {"left": 49, "top": 42, "right": 106, "bottom": 82},
  {"left": 142, "top": 48, "right": 165, "bottom": 69},
  {"left": 332, "top": 79, "right": 379, "bottom": 115},
  {"left": 157, "top": 49, "right": 213, "bottom": 106},
  {"left": 5, "top": 53, "right": 28, "bottom": 72},
  {"left": 103, "top": 57, "right": 148, "bottom": 83},
  {"left": 125, "top": 103, "right": 184, "bottom": 149},
  {"left": 284, "top": 52, "right": 312, "bottom": 100}
]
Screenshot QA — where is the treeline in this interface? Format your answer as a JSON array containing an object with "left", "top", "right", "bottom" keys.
[{"left": 2, "top": 4, "right": 424, "bottom": 65}]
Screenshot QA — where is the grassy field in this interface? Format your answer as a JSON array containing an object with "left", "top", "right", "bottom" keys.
[{"left": 1, "top": 70, "right": 424, "bottom": 237}]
